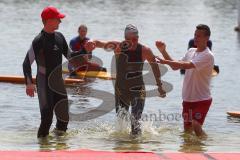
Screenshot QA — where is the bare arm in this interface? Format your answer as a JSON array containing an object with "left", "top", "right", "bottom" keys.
[
  {"left": 142, "top": 47, "right": 166, "bottom": 97},
  {"left": 93, "top": 40, "right": 121, "bottom": 54},
  {"left": 156, "top": 41, "right": 174, "bottom": 61},
  {"left": 156, "top": 58, "right": 195, "bottom": 70},
  {"left": 94, "top": 40, "right": 120, "bottom": 48},
  {"left": 155, "top": 40, "right": 195, "bottom": 70},
  {"left": 93, "top": 40, "right": 107, "bottom": 48}
]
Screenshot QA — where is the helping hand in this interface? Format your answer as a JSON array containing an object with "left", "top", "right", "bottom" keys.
[
  {"left": 84, "top": 41, "right": 96, "bottom": 52},
  {"left": 155, "top": 56, "right": 166, "bottom": 64},
  {"left": 158, "top": 86, "right": 166, "bottom": 98},
  {"left": 155, "top": 41, "right": 166, "bottom": 53}
]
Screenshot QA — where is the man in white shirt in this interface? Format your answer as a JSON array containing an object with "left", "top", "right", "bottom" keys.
[{"left": 155, "top": 24, "right": 214, "bottom": 137}]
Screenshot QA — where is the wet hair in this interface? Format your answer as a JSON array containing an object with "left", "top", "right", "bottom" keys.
[
  {"left": 78, "top": 24, "right": 87, "bottom": 31},
  {"left": 196, "top": 24, "right": 211, "bottom": 37}
]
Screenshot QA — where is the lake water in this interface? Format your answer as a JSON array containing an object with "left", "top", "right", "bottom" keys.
[{"left": 0, "top": 0, "right": 240, "bottom": 153}]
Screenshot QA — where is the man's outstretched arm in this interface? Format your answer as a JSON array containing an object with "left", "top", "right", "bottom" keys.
[
  {"left": 155, "top": 40, "right": 195, "bottom": 70},
  {"left": 155, "top": 57, "right": 195, "bottom": 70},
  {"left": 23, "top": 44, "right": 36, "bottom": 97},
  {"left": 142, "top": 47, "right": 166, "bottom": 97}
]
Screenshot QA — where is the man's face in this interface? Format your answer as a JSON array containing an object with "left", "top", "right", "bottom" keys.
[
  {"left": 125, "top": 32, "right": 138, "bottom": 43},
  {"left": 78, "top": 28, "right": 87, "bottom": 39},
  {"left": 194, "top": 29, "right": 209, "bottom": 47},
  {"left": 46, "top": 18, "right": 61, "bottom": 30}
]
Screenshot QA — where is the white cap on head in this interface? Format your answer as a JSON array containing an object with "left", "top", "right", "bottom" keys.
[{"left": 124, "top": 24, "right": 138, "bottom": 37}]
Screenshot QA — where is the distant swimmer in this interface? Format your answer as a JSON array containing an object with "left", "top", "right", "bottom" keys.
[
  {"left": 156, "top": 24, "right": 214, "bottom": 137},
  {"left": 23, "top": 6, "right": 94, "bottom": 138},
  {"left": 68, "top": 24, "right": 106, "bottom": 77},
  {"left": 94, "top": 24, "right": 166, "bottom": 136}
]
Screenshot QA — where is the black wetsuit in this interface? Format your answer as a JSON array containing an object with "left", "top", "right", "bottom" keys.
[
  {"left": 115, "top": 44, "right": 145, "bottom": 135},
  {"left": 23, "top": 30, "right": 70, "bottom": 138}
]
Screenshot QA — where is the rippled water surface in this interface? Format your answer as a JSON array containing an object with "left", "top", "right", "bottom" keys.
[{"left": 0, "top": 0, "right": 240, "bottom": 153}]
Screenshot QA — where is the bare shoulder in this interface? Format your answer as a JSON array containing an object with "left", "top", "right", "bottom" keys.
[
  {"left": 141, "top": 44, "right": 152, "bottom": 55},
  {"left": 141, "top": 44, "right": 154, "bottom": 61}
]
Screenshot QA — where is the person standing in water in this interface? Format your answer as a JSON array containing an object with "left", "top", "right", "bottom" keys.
[
  {"left": 23, "top": 6, "right": 94, "bottom": 138},
  {"left": 94, "top": 24, "right": 166, "bottom": 136},
  {"left": 68, "top": 24, "right": 106, "bottom": 76},
  {"left": 156, "top": 24, "right": 214, "bottom": 137}
]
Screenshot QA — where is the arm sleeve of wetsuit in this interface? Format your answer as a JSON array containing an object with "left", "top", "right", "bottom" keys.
[
  {"left": 22, "top": 44, "right": 35, "bottom": 85},
  {"left": 61, "top": 34, "right": 71, "bottom": 60},
  {"left": 69, "top": 39, "right": 74, "bottom": 51}
]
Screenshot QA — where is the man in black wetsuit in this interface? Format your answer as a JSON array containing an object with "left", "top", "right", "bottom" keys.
[
  {"left": 22, "top": 6, "right": 94, "bottom": 138},
  {"left": 94, "top": 24, "right": 166, "bottom": 136}
]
